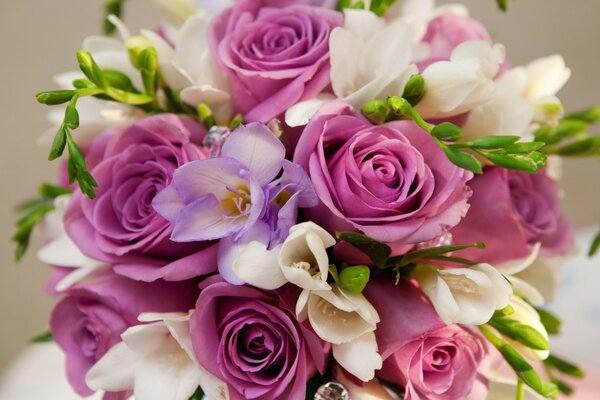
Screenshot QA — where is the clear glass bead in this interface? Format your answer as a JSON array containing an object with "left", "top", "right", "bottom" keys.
[
  {"left": 314, "top": 382, "right": 351, "bottom": 400},
  {"left": 202, "top": 126, "right": 231, "bottom": 157}
]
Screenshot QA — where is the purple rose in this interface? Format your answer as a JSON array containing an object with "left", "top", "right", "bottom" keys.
[
  {"left": 65, "top": 114, "right": 219, "bottom": 282},
  {"left": 365, "top": 278, "right": 490, "bottom": 400},
  {"left": 418, "top": 9, "right": 491, "bottom": 70},
  {"left": 451, "top": 167, "right": 574, "bottom": 265},
  {"left": 209, "top": 0, "right": 342, "bottom": 122},
  {"left": 293, "top": 101, "right": 473, "bottom": 251},
  {"left": 190, "top": 277, "right": 327, "bottom": 400},
  {"left": 50, "top": 269, "right": 198, "bottom": 396}
]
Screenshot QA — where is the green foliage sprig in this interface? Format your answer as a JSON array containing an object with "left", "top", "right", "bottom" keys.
[
  {"left": 12, "top": 183, "right": 72, "bottom": 261},
  {"left": 337, "top": 0, "right": 399, "bottom": 17},
  {"left": 362, "top": 87, "right": 548, "bottom": 175},
  {"left": 37, "top": 49, "right": 160, "bottom": 198}
]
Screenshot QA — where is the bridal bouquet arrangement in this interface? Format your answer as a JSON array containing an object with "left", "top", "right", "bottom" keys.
[{"left": 15, "top": 0, "right": 600, "bottom": 399}]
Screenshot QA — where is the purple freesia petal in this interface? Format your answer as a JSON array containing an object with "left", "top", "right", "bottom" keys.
[{"left": 221, "top": 123, "right": 286, "bottom": 186}]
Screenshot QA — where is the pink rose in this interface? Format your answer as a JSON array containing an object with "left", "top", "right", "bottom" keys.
[
  {"left": 209, "top": 0, "right": 342, "bottom": 122},
  {"left": 451, "top": 167, "right": 574, "bottom": 265},
  {"left": 365, "top": 278, "right": 490, "bottom": 400},
  {"left": 50, "top": 269, "right": 198, "bottom": 396},
  {"left": 293, "top": 101, "right": 472, "bottom": 251},
  {"left": 418, "top": 10, "right": 491, "bottom": 70}
]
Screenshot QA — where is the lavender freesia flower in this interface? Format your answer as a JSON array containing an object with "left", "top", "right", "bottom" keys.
[{"left": 153, "top": 122, "right": 317, "bottom": 282}]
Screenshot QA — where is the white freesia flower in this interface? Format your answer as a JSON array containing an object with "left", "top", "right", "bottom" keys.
[
  {"left": 143, "top": 13, "right": 232, "bottom": 124},
  {"left": 414, "top": 263, "right": 513, "bottom": 326},
  {"left": 86, "top": 312, "right": 229, "bottom": 400},
  {"left": 330, "top": 10, "right": 417, "bottom": 109},
  {"left": 36, "top": 195, "right": 106, "bottom": 291},
  {"left": 297, "top": 285, "right": 382, "bottom": 381},
  {"left": 463, "top": 55, "right": 570, "bottom": 140},
  {"left": 416, "top": 40, "right": 505, "bottom": 119},
  {"left": 286, "top": 9, "right": 418, "bottom": 127},
  {"left": 232, "top": 222, "right": 336, "bottom": 291},
  {"left": 506, "top": 296, "right": 550, "bottom": 361}
]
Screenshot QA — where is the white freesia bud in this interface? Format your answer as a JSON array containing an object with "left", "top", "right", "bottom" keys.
[
  {"left": 505, "top": 296, "right": 550, "bottom": 361},
  {"left": 417, "top": 41, "right": 505, "bottom": 119},
  {"left": 414, "top": 264, "right": 513, "bottom": 326},
  {"left": 232, "top": 222, "right": 336, "bottom": 291},
  {"left": 297, "top": 284, "right": 382, "bottom": 381},
  {"left": 86, "top": 312, "right": 229, "bottom": 400}
]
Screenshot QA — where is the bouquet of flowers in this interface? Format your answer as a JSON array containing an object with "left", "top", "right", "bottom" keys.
[{"left": 14, "top": 0, "right": 600, "bottom": 399}]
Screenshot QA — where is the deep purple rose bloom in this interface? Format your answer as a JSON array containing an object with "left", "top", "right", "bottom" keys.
[
  {"left": 451, "top": 167, "right": 574, "bottom": 265},
  {"left": 293, "top": 101, "right": 473, "bottom": 252},
  {"left": 190, "top": 277, "right": 327, "bottom": 400},
  {"left": 65, "top": 115, "right": 218, "bottom": 282},
  {"left": 50, "top": 269, "right": 198, "bottom": 396},
  {"left": 209, "top": 0, "right": 343, "bottom": 122}
]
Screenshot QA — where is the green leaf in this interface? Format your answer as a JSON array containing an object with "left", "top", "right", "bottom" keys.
[
  {"left": 589, "top": 229, "right": 600, "bottom": 257},
  {"left": 391, "top": 242, "right": 486, "bottom": 268},
  {"left": 496, "top": 0, "right": 508, "bottom": 11},
  {"left": 538, "top": 119, "right": 588, "bottom": 145},
  {"left": 554, "top": 136, "right": 600, "bottom": 156},
  {"left": 12, "top": 203, "right": 54, "bottom": 261},
  {"left": 566, "top": 106, "right": 600, "bottom": 123},
  {"left": 504, "top": 142, "right": 546, "bottom": 154},
  {"left": 535, "top": 308, "right": 561, "bottom": 335},
  {"left": 337, "top": 232, "right": 392, "bottom": 269},
  {"left": 187, "top": 386, "right": 204, "bottom": 400},
  {"left": 36, "top": 90, "right": 77, "bottom": 105},
  {"left": 470, "top": 135, "right": 520, "bottom": 149},
  {"left": 38, "top": 183, "right": 72, "bottom": 199},
  {"left": 340, "top": 265, "right": 370, "bottom": 294},
  {"left": 432, "top": 122, "right": 462, "bottom": 142},
  {"left": 442, "top": 146, "right": 483, "bottom": 174},
  {"left": 546, "top": 355, "right": 585, "bottom": 379},
  {"left": 402, "top": 74, "right": 426, "bottom": 106},
  {"left": 551, "top": 377, "right": 574, "bottom": 396},
  {"left": 103, "top": 70, "right": 136, "bottom": 91},
  {"left": 428, "top": 255, "right": 478, "bottom": 266},
  {"left": 64, "top": 100, "right": 80, "bottom": 130},
  {"left": 31, "top": 331, "right": 53, "bottom": 343},
  {"left": 77, "top": 50, "right": 106, "bottom": 89},
  {"left": 328, "top": 264, "right": 341, "bottom": 286},
  {"left": 481, "top": 152, "right": 543, "bottom": 173},
  {"left": 305, "top": 373, "right": 329, "bottom": 400},
  {"left": 370, "top": 0, "right": 400, "bottom": 17}
]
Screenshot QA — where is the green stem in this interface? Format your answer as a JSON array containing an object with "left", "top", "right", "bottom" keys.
[
  {"left": 406, "top": 107, "right": 434, "bottom": 133},
  {"left": 516, "top": 379, "right": 525, "bottom": 400}
]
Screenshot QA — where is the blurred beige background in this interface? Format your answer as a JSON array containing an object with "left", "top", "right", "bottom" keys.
[{"left": 0, "top": 0, "right": 599, "bottom": 374}]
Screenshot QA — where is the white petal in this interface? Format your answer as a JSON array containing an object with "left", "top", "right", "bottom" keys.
[
  {"left": 342, "top": 9, "right": 385, "bottom": 40},
  {"left": 525, "top": 55, "right": 571, "bottom": 100},
  {"left": 86, "top": 342, "right": 139, "bottom": 392},
  {"left": 508, "top": 296, "right": 550, "bottom": 360},
  {"left": 106, "top": 15, "right": 131, "bottom": 40},
  {"left": 361, "top": 19, "right": 413, "bottom": 78},
  {"left": 233, "top": 242, "right": 287, "bottom": 290},
  {"left": 517, "top": 257, "right": 560, "bottom": 304},
  {"left": 285, "top": 96, "right": 335, "bottom": 127},
  {"left": 499, "top": 243, "right": 541, "bottom": 275},
  {"left": 332, "top": 332, "right": 382, "bottom": 382},
  {"left": 330, "top": 27, "right": 361, "bottom": 98},
  {"left": 37, "top": 234, "right": 103, "bottom": 268},
  {"left": 510, "top": 276, "right": 545, "bottom": 307},
  {"left": 487, "top": 377, "right": 546, "bottom": 400},
  {"left": 55, "top": 265, "right": 106, "bottom": 292},
  {"left": 416, "top": 269, "right": 461, "bottom": 325},
  {"left": 180, "top": 85, "right": 231, "bottom": 124}
]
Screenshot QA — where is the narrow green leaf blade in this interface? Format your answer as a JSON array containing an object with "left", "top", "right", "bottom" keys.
[{"left": 337, "top": 232, "right": 392, "bottom": 269}]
